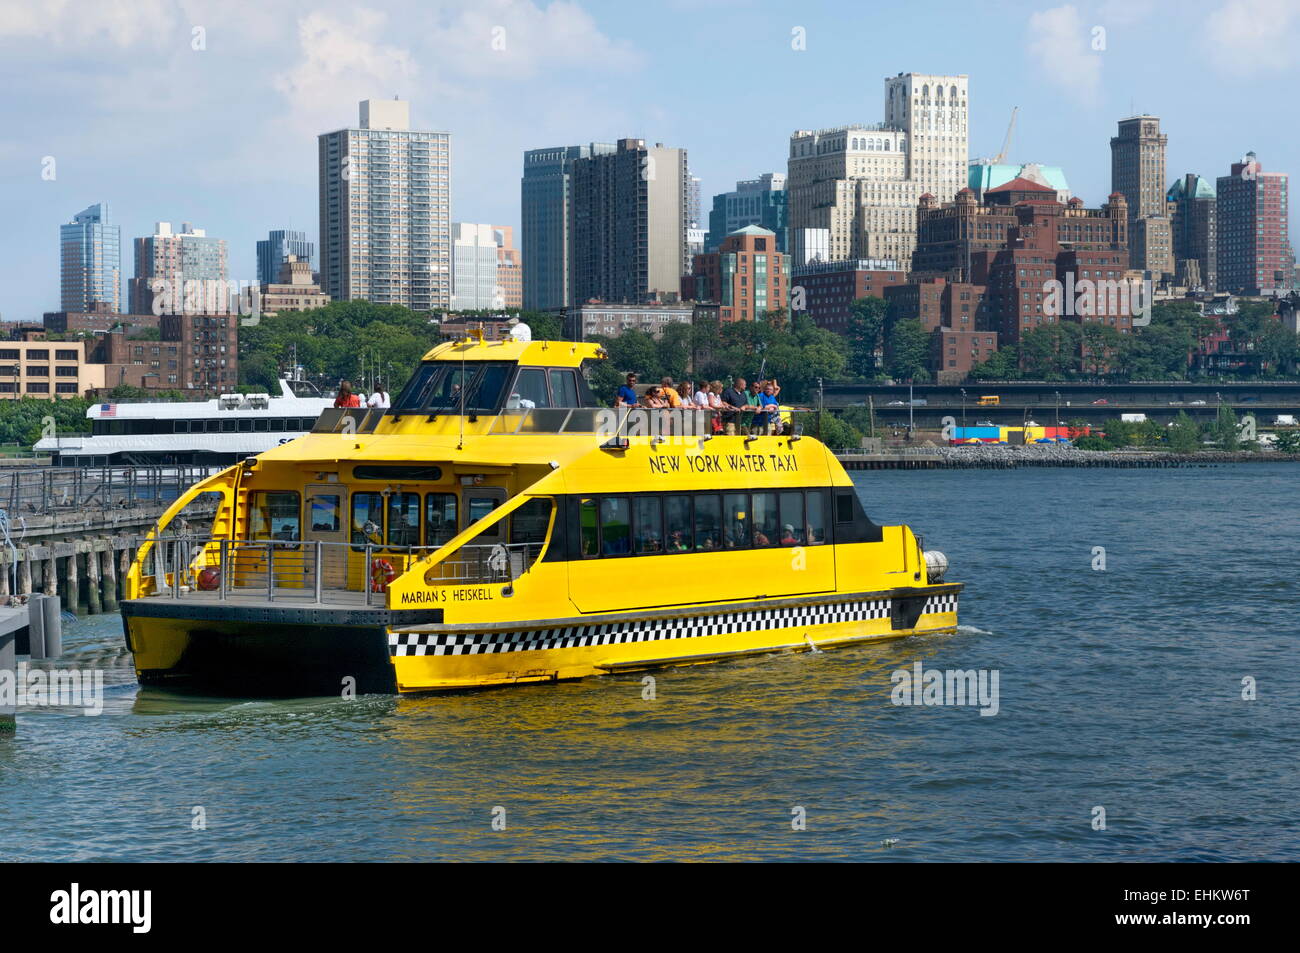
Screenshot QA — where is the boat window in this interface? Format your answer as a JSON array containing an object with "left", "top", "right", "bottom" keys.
[
  {"left": 248, "top": 491, "right": 300, "bottom": 542},
  {"left": 206, "top": 420, "right": 220, "bottom": 433},
  {"left": 238, "top": 419, "right": 253, "bottom": 432},
  {"left": 549, "top": 369, "right": 579, "bottom": 407},
  {"left": 271, "top": 419, "right": 284, "bottom": 431},
  {"left": 387, "top": 493, "right": 421, "bottom": 548},
  {"left": 779, "top": 492, "right": 805, "bottom": 545},
  {"left": 309, "top": 494, "right": 341, "bottom": 532},
  {"left": 353, "top": 465, "right": 443, "bottom": 482},
  {"left": 694, "top": 495, "right": 721, "bottom": 551},
  {"left": 835, "top": 491, "right": 854, "bottom": 524},
  {"left": 467, "top": 496, "right": 497, "bottom": 526},
  {"left": 254, "top": 419, "right": 269, "bottom": 432},
  {"left": 351, "top": 491, "right": 385, "bottom": 551},
  {"left": 752, "top": 492, "right": 778, "bottom": 547},
  {"left": 806, "top": 492, "right": 826, "bottom": 545},
  {"left": 633, "top": 497, "right": 662, "bottom": 554},
  {"left": 599, "top": 497, "right": 631, "bottom": 556},
  {"left": 174, "top": 420, "right": 189, "bottom": 433},
  {"left": 391, "top": 361, "right": 514, "bottom": 415},
  {"left": 509, "top": 368, "right": 551, "bottom": 409},
  {"left": 425, "top": 493, "right": 458, "bottom": 547},
  {"left": 578, "top": 498, "right": 599, "bottom": 557},
  {"left": 222, "top": 419, "right": 237, "bottom": 433},
  {"left": 664, "top": 495, "right": 692, "bottom": 553},
  {"left": 510, "top": 497, "right": 552, "bottom": 545},
  {"left": 723, "top": 493, "right": 750, "bottom": 549}
]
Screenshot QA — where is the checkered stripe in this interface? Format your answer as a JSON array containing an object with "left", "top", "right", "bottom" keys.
[
  {"left": 389, "top": 597, "right": 893, "bottom": 657},
  {"left": 923, "top": 592, "right": 959, "bottom": 615}
]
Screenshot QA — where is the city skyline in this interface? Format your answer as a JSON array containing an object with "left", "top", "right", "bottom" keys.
[{"left": 2, "top": 0, "right": 1298, "bottom": 319}]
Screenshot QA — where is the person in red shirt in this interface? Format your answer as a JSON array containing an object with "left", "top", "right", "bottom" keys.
[{"left": 334, "top": 381, "right": 361, "bottom": 408}]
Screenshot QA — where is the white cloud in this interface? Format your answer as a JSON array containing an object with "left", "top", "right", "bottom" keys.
[
  {"left": 1026, "top": 4, "right": 1103, "bottom": 105},
  {"left": 0, "top": 0, "right": 176, "bottom": 47},
  {"left": 1205, "top": 0, "right": 1300, "bottom": 75}
]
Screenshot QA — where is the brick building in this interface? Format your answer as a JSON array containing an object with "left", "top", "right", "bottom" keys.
[
  {"left": 790, "top": 258, "right": 907, "bottom": 331},
  {"left": 683, "top": 225, "right": 788, "bottom": 322}
]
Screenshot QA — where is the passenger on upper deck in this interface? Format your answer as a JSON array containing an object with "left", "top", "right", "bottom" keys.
[
  {"left": 659, "top": 378, "right": 683, "bottom": 408},
  {"left": 615, "top": 373, "right": 639, "bottom": 409},
  {"left": 367, "top": 380, "right": 390, "bottom": 409},
  {"left": 334, "top": 382, "right": 361, "bottom": 408}
]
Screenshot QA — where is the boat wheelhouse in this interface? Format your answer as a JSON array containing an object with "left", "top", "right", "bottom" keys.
[{"left": 121, "top": 338, "right": 960, "bottom": 695}]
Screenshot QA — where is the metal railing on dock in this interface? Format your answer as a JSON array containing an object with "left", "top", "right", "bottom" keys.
[{"left": 3, "top": 465, "right": 218, "bottom": 516}]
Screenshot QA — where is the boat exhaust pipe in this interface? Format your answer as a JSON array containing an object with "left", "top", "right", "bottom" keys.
[{"left": 923, "top": 550, "right": 948, "bottom": 583}]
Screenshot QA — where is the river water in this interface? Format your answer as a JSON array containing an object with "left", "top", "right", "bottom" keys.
[{"left": 1, "top": 464, "right": 1296, "bottom": 861}]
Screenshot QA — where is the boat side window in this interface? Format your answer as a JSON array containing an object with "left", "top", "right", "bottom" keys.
[
  {"left": 351, "top": 491, "right": 385, "bottom": 551},
  {"left": 599, "top": 497, "right": 631, "bottom": 556},
  {"left": 238, "top": 419, "right": 253, "bottom": 432},
  {"left": 248, "top": 491, "right": 300, "bottom": 542},
  {"left": 578, "top": 498, "right": 599, "bottom": 558},
  {"left": 779, "top": 492, "right": 805, "bottom": 545},
  {"left": 694, "top": 495, "right": 721, "bottom": 551},
  {"left": 254, "top": 419, "right": 269, "bottom": 432},
  {"left": 310, "top": 494, "right": 341, "bottom": 532},
  {"left": 806, "top": 491, "right": 826, "bottom": 545},
  {"left": 723, "top": 493, "right": 750, "bottom": 548},
  {"left": 510, "top": 497, "right": 553, "bottom": 545},
  {"left": 270, "top": 419, "right": 284, "bottom": 431},
  {"left": 663, "top": 495, "right": 692, "bottom": 553},
  {"left": 752, "top": 492, "right": 778, "bottom": 547},
  {"left": 467, "top": 496, "right": 497, "bottom": 526},
  {"left": 174, "top": 420, "right": 189, "bottom": 433},
  {"left": 222, "top": 419, "right": 237, "bottom": 433},
  {"left": 548, "top": 369, "right": 579, "bottom": 407},
  {"left": 387, "top": 492, "right": 421, "bottom": 548},
  {"left": 425, "top": 493, "right": 458, "bottom": 547},
  {"left": 510, "top": 367, "right": 551, "bottom": 409},
  {"left": 835, "top": 491, "right": 854, "bottom": 525},
  {"left": 206, "top": 420, "right": 221, "bottom": 433},
  {"left": 633, "top": 497, "right": 663, "bottom": 554}
]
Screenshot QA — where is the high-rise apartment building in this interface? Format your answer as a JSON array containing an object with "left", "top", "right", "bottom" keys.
[
  {"left": 494, "top": 225, "right": 523, "bottom": 309},
  {"left": 60, "top": 203, "right": 121, "bottom": 313},
  {"left": 128, "top": 222, "right": 228, "bottom": 315},
  {"left": 787, "top": 72, "right": 968, "bottom": 266},
  {"left": 683, "top": 225, "right": 789, "bottom": 323},
  {"left": 706, "top": 174, "right": 787, "bottom": 252},
  {"left": 256, "top": 229, "right": 315, "bottom": 285},
  {"left": 451, "top": 223, "right": 502, "bottom": 311},
  {"left": 1167, "top": 173, "right": 1217, "bottom": 291},
  {"left": 568, "top": 138, "right": 687, "bottom": 308},
  {"left": 318, "top": 99, "right": 451, "bottom": 312},
  {"left": 520, "top": 143, "right": 615, "bottom": 311},
  {"left": 686, "top": 173, "right": 702, "bottom": 227},
  {"left": 1216, "top": 152, "right": 1293, "bottom": 296},
  {"left": 1110, "top": 116, "right": 1173, "bottom": 277}
]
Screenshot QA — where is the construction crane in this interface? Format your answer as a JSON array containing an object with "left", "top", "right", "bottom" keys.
[{"left": 992, "top": 106, "right": 1019, "bottom": 164}]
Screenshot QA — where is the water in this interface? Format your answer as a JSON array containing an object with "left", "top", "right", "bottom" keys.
[{"left": 2, "top": 464, "right": 1296, "bottom": 861}]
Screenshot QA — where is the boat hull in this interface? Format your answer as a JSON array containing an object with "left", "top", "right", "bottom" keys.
[{"left": 123, "top": 585, "right": 960, "bottom": 696}]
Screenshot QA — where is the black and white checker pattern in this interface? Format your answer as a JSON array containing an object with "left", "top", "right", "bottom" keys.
[
  {"left": 923, "top": 592, "right": 959, "bottom": 616},
  {"left": 389, "top": 596, "right": 908, "bottom": 657}
]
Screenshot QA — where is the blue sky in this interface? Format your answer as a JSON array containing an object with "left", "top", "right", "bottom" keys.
[{"left": 1, "top": 0, "right": 1295, "bottom": 320}]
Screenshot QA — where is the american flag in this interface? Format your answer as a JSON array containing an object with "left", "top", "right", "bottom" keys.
[{"left": 100, "top": 403, "right": 116, "bottom": 418}]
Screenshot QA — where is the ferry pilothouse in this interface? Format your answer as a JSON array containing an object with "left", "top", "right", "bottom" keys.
[{"left": 120, "top": 337, "right": 961, "bottom": 695}]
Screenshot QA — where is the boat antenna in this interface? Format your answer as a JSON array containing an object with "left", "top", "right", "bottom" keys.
[{"left": 457, "top": 341, "right": 466, "bottom": 450}]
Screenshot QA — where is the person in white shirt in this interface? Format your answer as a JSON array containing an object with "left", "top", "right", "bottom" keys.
[{"left": 367, "top": 380, "right": 390, "bottom": 409}]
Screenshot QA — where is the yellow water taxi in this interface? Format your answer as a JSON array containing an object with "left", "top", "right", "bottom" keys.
[{"left": 121, "top": 338, "right": 960, "bottom": 695}]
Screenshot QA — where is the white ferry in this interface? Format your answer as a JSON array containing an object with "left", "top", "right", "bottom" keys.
[{"left": 35, "top": 377, "right": 334, "bottom": 467}]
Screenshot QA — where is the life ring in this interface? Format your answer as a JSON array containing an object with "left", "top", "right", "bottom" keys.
[{"left": 370, "top": 558, "right": 397, "bottom": 592}]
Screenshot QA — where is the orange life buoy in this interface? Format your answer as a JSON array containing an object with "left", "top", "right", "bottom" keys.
[{"left": 370, "top": 558, "right": 397, "bottom": 592}]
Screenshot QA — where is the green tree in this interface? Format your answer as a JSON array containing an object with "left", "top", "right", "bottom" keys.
[
  {"left": 1212, "top": 403, "right": 1240, "bottom": 450},
  {"left": 884, "top": 318, "right": 931, "bottom": 382},
  {"left": 846, "top": 296, "right": 889, "bottom": 379},
  {"left": 969, "top": 346, "right": 1021, "bottom": 381},
  {"left": 1166, "top": 411, "right": 1200, "bottom": 453}
]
